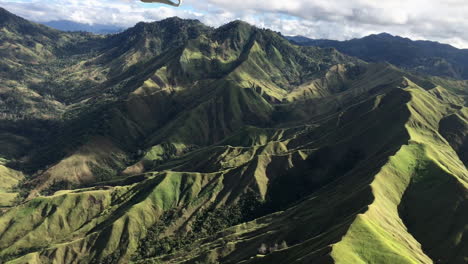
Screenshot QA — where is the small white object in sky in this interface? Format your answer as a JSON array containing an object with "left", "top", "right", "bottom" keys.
[{"left": 140, "top": 0, "right": 183, "bottom": 7}]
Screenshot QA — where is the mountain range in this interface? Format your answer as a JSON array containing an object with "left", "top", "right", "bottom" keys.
[
  {"left": 287, "top": 34, "right": 468, "bottom": 80},
  {"left": 0, "top": 6, "right": 467, "bottom": 264},
  {"left": 41, "top": 20, "right": 124, "bottom": 34}
]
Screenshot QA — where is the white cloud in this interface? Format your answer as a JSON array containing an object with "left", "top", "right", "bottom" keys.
[{"left": 0, "top": 0, "right": 467, "bottom": 48}]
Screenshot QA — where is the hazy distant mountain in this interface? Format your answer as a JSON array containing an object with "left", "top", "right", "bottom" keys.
[
  {"left": 286, "top": 35, "right": 315, "bottom": 44},
  {"left": 1, "top": 6, "right": 467, "bottom": 264},
  {"left": 41, "top": 20, "right": 124, "bottom": 34},
  {"left": 287, "top": 33, "right": 468, "bottom": 79}
]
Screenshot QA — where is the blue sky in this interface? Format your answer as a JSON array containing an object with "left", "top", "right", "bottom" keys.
[{"left": 1, "top": 0, "right": 467, "bottom": 48}]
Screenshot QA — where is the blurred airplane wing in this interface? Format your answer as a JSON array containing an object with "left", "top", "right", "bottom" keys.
[{"left": 140, "top": 0, "right": 183, "bottom": 7}]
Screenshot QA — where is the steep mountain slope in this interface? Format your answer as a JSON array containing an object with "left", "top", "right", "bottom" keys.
[
  {"left": 0, "top": 7, "right": 467, "bottom": 264},
  {"left": 287, "top": 33, "right": 468, "bottom": 80}
]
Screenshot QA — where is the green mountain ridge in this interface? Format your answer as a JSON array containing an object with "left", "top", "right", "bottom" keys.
[{"left": 0, "top": 6, "right": 467, "bottom": 264}]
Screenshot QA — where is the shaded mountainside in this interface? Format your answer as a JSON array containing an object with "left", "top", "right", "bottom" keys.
[
  {"left": 287, "top": 33, "right": 468, "bottom": 80},
  {"left": 0, "top": 6, "right": 467, "bottom": 264}
]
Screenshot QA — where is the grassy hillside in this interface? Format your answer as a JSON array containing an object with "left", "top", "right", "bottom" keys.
[
  {"left": 0, "top": 6, "right": 466, "bottom": 264},
  {"left": 0, "top": 161, "right": 24, "bottom": 208}
]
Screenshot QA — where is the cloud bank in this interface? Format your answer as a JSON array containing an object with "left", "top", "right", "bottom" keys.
[{"left": 0, "top": 0, "right": 467, "bottom": 48}]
